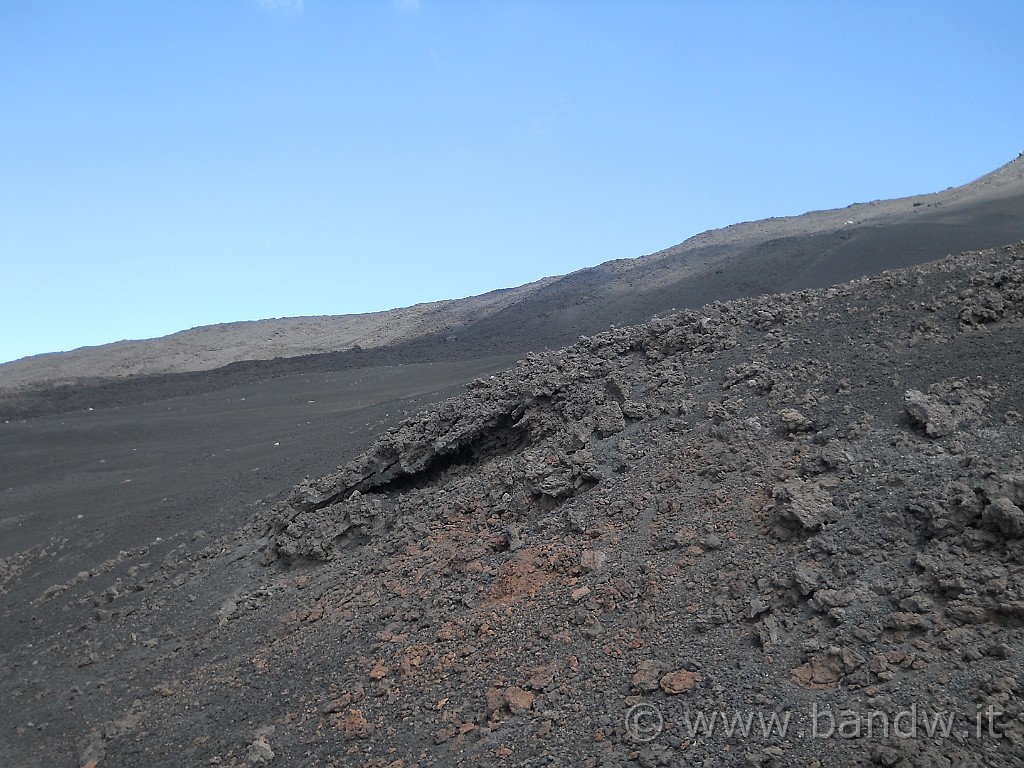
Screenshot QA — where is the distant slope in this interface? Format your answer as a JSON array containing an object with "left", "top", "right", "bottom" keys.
[
  {"left": 0, "top": 277, "right": 558, "bottom": 389},
  {"left": 424, "top": 154, "right": 1024, "bottom": 353},
  {"left": 2, "top": 154, "right": 1022, "bottom": 391}
]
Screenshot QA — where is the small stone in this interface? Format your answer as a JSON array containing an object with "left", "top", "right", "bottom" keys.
[
  {"left": 485, "top": 686, "right": 505, "bottom": 716},
  {"left": 581, "top": 549, "right": 607, "bottom": 572},
  {"left": 660, "top": 670, "right": 699, "bottom": 695},
  {"left": 526, "top": 663, "right": 557, "bottom": 690},
  {"left": 794, "top": 564, "right": 824, "bottom": 595},
  {"left": 505, "top": 686, "right": 534, "bottom": 714},
  {"left": 218, "top": 598, "right": 238, "bottom": 626},
  {"left": 780, "top": 408, "right": 814, "bottom": 432},
  {"left": 246, "top": 738, "right": 274, "bottom": 765},
  {"left": 433, "top": 725, "right": 457, "bottom": 744},
  {"left": 748, "top": 597, "right": 770, "bottom": 618},
  {"left": 341, "top": 709, "right": 374, "bottom": 740},
  {"left": 757, "top": 615, "right": 780, "bottom": 649},
  {"left": 790, "top": 653, "right": 844, "bottom": 688},
  {"left": 571, "top": 586, "right": 591, "bottom": 602},
  {"left": 631, "top": 660, "right": 666, "bottom": 693},
  {"left": 595, "top": 400, "right": 626, "bottom": 437},
  {"left": 982, "top": 497, "right": 1024, "bottom": 538},
  {"left": 773, "top": 480, "right": 840, "bottom": 531},
  {"left": 884, "top": 612, "right": 930, "bottom": 631},
  {"left": 902, "top": 386, "right": 987, "bottom": 438}
]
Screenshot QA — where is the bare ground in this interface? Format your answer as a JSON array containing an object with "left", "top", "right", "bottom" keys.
[{"left": 2, "top": 159, "right": 1024, "bottom": 767}]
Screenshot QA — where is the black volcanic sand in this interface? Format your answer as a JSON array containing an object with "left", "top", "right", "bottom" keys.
[
  {"left": 0, "top": 342, "right": 524, "bottom": 422},
  {"left": 1, "top": 159, "right": 1023, "bottom": 767},
  {"left": 0, "top": 355, "right": 520, "bottom": 561},
  {"left": 3, "top": 245, "right": 1024, "bottom": 767},
  {"left": 0, "top": 359, "right": 518, "bottom": 649}
]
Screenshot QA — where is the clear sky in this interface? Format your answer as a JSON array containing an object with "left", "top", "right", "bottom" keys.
[{"left": 2, "top": 1, "right": 1022, "bottom": 364}]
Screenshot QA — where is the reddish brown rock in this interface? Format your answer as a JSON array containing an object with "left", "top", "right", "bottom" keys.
[
  {"left": 659, "top": 669, "right": 699, "bottom": 694},
  {"left": 790, "top": 654, "right": 845, "bottom": 689},
  {"left": 341, "top": 708, "right": 374, "bottom": 740},
  {"left": 505, "top": 686, "right": 534, "bottom": 714}
]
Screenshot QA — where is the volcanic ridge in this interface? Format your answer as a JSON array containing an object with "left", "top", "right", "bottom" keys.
[
  {"left": 4, "top": 238, "right": 1024, "bottom": 766},
  {"left": 5, "top": 157, "right": 1024, "bottom": 768}
]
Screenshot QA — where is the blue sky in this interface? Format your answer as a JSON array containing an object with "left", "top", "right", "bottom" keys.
[{"left": 2, "top": 1, "right": 1022, "bottom": 364}]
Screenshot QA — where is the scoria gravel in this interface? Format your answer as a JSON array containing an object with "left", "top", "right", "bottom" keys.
[{"left": 4, "top": 243, "right": 1024, "bottom": 767}]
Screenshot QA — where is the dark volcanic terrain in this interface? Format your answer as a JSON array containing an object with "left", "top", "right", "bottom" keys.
[
  {"left": 3, "top": 156, "right": 1024, "bottom": 398},
  {"left": 2, "top": 160, "right": 1024, "bottom": 768}
]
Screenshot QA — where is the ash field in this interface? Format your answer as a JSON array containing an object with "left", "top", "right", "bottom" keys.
[{"left": 2, "top": 157, "right": 1024, "bottom": 767}]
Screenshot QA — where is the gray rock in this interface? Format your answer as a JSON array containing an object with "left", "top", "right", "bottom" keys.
[
  {"left": 904, "top": 389, "right": 956, "bottom": 437},
  {"left": 246, "top": 737, "right": 274, "bottom": 764},
  {"left": 904, "top": 381, "right": 989, "bottom": 438},
  {"left": 773, "top": 479, "right": 840, "bottom": 531},
  {"left": 630, "top": 660, "right": 667, "bottom": 693},
  {"left": 580, "top": 549, "right": 608, "bottom": 572},
  {"left": 595, "top": 400, "right": 626, "bottom": 437},
  {"left": 982, "top": 497, "right": 1024, "bottom": 538},
  {"left": 779, "top": 408, "right": 814, "bottom": 432}
]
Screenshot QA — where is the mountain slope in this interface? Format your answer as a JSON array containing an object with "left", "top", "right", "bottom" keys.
[
  {"left": 2, "top": 155, "right": 1023, "bottom": 394},
  {"left": 4, "top": 243, "right": 1024, "bottom": 767},
  {"left": 424, "top": 154, "right": 1024, "bottom": 354}
]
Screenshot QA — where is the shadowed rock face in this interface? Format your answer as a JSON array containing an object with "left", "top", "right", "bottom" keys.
[{"left": 4, "top": 163, "right": 1024, "bottom": 766}]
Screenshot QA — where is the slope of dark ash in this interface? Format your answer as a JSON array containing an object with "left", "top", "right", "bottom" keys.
[
  {"left": 4, "top": 243, "right": 1024, "bottom": 767},
  {"left": 4, "top": 156, "right": 1024, "bottom": 406}
]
